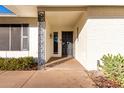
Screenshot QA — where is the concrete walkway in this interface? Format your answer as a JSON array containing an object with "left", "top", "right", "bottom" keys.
[{"left": 0, "top": 58, "right": 96, "bottom": 88}]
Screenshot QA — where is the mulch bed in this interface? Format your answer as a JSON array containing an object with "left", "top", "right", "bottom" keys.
[{"left": 88, "top": 71, "right": 121, "bottom": 88}]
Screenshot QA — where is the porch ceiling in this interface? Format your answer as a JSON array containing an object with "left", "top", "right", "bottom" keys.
[{"left": 46, "top": 11, "right": 84, "bottom": 27}]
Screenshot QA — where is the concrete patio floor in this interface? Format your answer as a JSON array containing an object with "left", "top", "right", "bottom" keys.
[{"left": 0, "top": 58, "right": 96, "bottom": 88}]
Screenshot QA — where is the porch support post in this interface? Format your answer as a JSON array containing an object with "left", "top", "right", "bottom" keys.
[{"left": 38, "top": 11, "right": 45, "bottom": 69}]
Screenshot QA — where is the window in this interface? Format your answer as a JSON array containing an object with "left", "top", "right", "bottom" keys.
[
  {"left": 53, "top": 32, "right": 58, "bottom": 54},
  {"left": 0, "top": 24, "right": 29, "bottom": 51},
  {"left": 22, "top": 24, "right": 29, "bottom": 50}
]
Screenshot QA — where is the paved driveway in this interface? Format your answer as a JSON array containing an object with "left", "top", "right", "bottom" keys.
[{"left": 0, "top": 58, "right": 96, "bottom": 88}]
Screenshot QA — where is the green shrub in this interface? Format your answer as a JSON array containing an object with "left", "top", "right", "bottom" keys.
[
  {"left": 0, "top": 57, "right": 37, "bottom": 70},
  {"left": 100, "top": 54, "right": 124, "bottom": 87}
]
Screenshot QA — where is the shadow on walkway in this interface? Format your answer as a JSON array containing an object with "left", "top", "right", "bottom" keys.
[{"left": 45, "top": 56, "right": 73, "bottom": 67}]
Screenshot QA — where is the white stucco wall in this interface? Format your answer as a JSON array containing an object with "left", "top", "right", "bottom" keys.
[
  {"left": 45, "top": 19, "right": 53, "bottom": 62},
  {"left": 0, "top": 17, "right": 38, "bottom": 58},
  {"left": 73, "top": 13, "right": 88, "bottom": 69},
  {"left": 29, "top": 26, "right": 38, "bottom": 58},
  {"left": 85, "top": 7, "right": 124, "bottom": 70},
  {"left": 85, "top": 18, "right": 124, "bottom": 70},
  {"left": 74, "top": 7, "right": 124, "bottom": 70}
]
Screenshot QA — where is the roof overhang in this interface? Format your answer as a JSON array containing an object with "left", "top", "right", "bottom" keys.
[
  {"left": 3, "top": 5, "right": 124, "bottom": 17},
  {"left": 1, "top": 0, "right": 124, "bottom": 6},
  {"left": 5, "top": 5, "right": 37, "bottom": 17}
]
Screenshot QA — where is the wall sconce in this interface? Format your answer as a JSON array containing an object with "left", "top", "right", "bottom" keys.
[{"left": 50, "top": 33, "right": 52, "bottom": 39}]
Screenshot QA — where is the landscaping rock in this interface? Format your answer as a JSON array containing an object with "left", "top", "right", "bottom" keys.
[{"left": 88, "top": 70, "right": 121, "bottom": 88}]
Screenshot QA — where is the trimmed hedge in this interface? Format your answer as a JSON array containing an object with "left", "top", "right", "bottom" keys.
[
  {"left": 100, "top": 54, "right": 124, "bottom": 87},
  {"left": 0, "top": 57, "right": 37, "bottom": 70}
]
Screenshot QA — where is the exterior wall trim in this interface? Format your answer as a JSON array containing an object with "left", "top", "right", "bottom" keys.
[{"left": 37, "top": 7, "right": 87, "bottom": 11}]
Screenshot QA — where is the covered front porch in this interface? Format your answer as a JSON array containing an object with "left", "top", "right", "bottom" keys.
[{"left": 39, "top": 7, "right": 87, "bottom": 65}]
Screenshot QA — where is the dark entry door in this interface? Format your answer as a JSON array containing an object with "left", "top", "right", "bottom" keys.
[{"left": 62, "top": 32, "right": 73, "bottom": 56}]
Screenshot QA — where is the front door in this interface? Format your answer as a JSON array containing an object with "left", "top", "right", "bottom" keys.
[{"left": 62, "top": 32, "right": 73, "bottom": 56}]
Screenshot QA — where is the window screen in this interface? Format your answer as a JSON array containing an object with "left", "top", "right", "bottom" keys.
[
  {"left": 23, "top": 38, "right": 28, "bottom": 50},
  {"left": 11, "top": 24, "right": 21, "bottom": 50},
  {"left": 0, "top": 25, "right": 9, "bottom": 50},
  {"left": 23, "top": 24, "right": 28, "bottom": 36},
  {"left": 22, "top": 24, "right": 29, "bottom": 50}
]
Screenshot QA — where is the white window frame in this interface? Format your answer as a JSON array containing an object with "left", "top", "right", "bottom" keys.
[
  {"left": 21, "top": 24, "right": 29, "bottom": 51},
  {"left": 9, "top": 25, "right": 11, "bottom": 51},
  {"left": 21, "top": 25, "right": 23, "bottom": 51}
]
